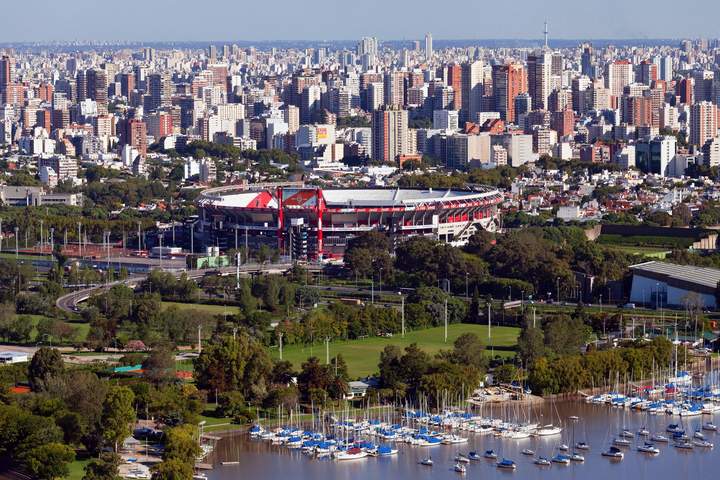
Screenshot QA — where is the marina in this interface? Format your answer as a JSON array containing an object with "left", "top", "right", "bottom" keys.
[{"left": 205, "top": 399, "right": 720, "bottom": 480}]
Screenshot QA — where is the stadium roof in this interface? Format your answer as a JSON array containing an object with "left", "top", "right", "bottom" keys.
[
  {"left": 321, "top": 188, "right": 497, "bottom": 207},
  {"left": 630, "top": 261, "right": 720, "bottom": 290}
]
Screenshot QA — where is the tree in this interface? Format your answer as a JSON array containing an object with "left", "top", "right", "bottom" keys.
[
  {"left": 28, "top": 347, "right": 65, "bottom": 391},
  {"left": 151, "top": 458, "right": 193, "bottom": 480},
  {"left": 493, "top": 363, "right": 518, "bottom": 384},
  {"left": 163, "top": 425, "right": 201, "bottom": 462},
  {"left": 142, "top": 346, "right": 176, "bottom": 385},
  {"left": 100, "top": 386, "right": 135, "bottom": 452},
  {"left": 449, "top": 333, "right": 488, "bottom": 371},
  {"left": 24, "top": 442, "right": 75, "bottom": 480},
  {"left": 517, "top": 322, "right": 546, "bottom": 367},
  {"left": 193, "top": 334, "right": 273, "bottom": 403}
]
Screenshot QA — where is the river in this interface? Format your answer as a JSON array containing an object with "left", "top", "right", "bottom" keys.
[{"left": 205, "top": 400, "right": 718, "bottom": 480}]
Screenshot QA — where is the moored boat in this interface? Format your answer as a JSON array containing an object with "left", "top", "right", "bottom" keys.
[
  {"left": 601, "top": 446, "right": 624, "bottom": 459},
  {"left": 534, "top": 456, "right": 551, "bottom": 466},
  {"left": 637, "top": 443, "right": 660, "bottom": 454},
  {"left": 496, "top": 458, "right": 517, "bottom": 470}
]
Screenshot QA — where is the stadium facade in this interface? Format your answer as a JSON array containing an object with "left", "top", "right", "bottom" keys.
[{"left": 197, "top": 185, "right": 503, "bottom": 260}]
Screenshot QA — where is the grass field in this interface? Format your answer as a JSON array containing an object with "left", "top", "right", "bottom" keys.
[
  {"left": 600, "top": 244, "right": 670, "bottom": 258},
  {"left": 9, "top": 315, "right": 89, "bottom": 345},
  {"left": 271, "top": 324, "right": 520, "bottom": 378},
  {"left": 161, "top": 301, "right": 240, "bottom": 316}
]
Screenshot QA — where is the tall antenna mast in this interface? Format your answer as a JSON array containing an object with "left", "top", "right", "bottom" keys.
[{"left": 544, "top": 19, "right": 549, "bottom": 49}]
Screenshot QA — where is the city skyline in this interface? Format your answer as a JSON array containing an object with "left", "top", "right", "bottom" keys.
[{"left": 3, "top": 0, "right": 720, "bottom": 43}]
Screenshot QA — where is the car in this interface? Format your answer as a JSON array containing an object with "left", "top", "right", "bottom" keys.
[{"left": 623, "top": 303, "right": 636, "bottom": 309}]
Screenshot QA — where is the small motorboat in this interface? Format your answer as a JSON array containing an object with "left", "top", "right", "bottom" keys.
[
  {"left": 650, "top": 434, "right": 669, "bottom": 443},
  {"left": 558, "top": 444, "right": 569, "bottom": 451},
  {"left": 602, "top": 446, "right": 624, "bottom": 459},
  {"left": 521, "top": 448, "right": 535, "bottom": 456},
  {"left": 454, "top": 463, "right": 466, "bottom": 474},
  {"left": 693, "top": 439, "right": 713, "bottom": 449},
  {"left": 568, "top": 415, "right": 579, "bottom": 421},
  {"left": 570, "top": 452, "right": 585, "bottom": 462},
  {"left": 496, "top": 458, "right": 517, "bottom": 470},
  {"left": 551, "top": 454, "right": 570, "bottom": 465},
  {"left": 455, "top": 454, "right": 470, "bottom": 464},
  {"left": 575, "top": 441, "right": 590, "bottom": 450},
  {"left": 419, "top": 457, "right": 433, "bottom": 466},
  {"left": 468, "top": 451, "right": 481, "bottom": 461},
  {"left": 637, "top": 443, "right": 660, "bottom": 455},
  {"left": 534, "top": 456, "right": 551, "bottom": 466},
  {"left": 613, "top": 437, "right": 631, "bottom": 447},
  {"left": 484, "top": 450, "right": 498, "bottom": 459},
  {"left": 637, "top": 427, "right": 650, "bottom": 437},
  {"left": 702, "top": 422, "right": 718, "bottom": 432}
]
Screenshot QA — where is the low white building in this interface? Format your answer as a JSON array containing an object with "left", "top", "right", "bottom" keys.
[
  {"left": 629, "top": 261, "right": 719, "bottom": 309},
  {"left": 0, "top": 351, "right": 29, "bottom": 364}
]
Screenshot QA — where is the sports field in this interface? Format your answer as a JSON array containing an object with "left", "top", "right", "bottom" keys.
[{"left": 270, "top": 323, "right": 520, "bottom": 378}]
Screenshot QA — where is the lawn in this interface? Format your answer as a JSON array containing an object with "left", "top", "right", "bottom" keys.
[
  {"left": 161, "top": 301, "right": 240, "bottom": 316},
  {"left": 64, "top": 458, "right": 90, "bottom": 480},
  {"left": 271, "top": 324, "right": 520, "bottom": 378}
]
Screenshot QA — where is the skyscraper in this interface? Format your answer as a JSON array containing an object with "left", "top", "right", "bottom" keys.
[
  {"left": 461, "top": 60, "right": 484, "bottom": 125},
  {"left": 527, "top": 50, "right": 552, "bottom": 110},
  {"left": 87, "top": 69, "right": 108, "bottom": 113},
  {"left": 0, "top": 55, "right": 14, "bottom": 93},
  {"left": 580, "top": 44, "right": 594, "bottom": 77},
  {"left": 492, "top": 63, "right": 527, "bottom": 123},
  {"left": 148, "top": 73, "right": 173, "bottom": 111},
  {"left": 424, "top": 33, "right": 433, "bottom": 61},
  {"left": 372, "top": 106, "right": 409, "bottom": 163},
  {"left": 446, "top": 63, "right": 462, "bottom": 111}
]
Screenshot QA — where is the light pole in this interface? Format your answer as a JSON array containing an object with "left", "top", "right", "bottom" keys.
[
  {"left": 444, "top": 297, "right": 448, "bottom": 343},
  {"left": 371, "top": 278, "right": 374, "bottom": 304},
  {"left": 399, "top": 292, "right": 405, "bottom": 338},
  {"left": 14, "top": 226, "right": 19, "bottom": 258},
  {"left": 556, "top": 277, "right": 560, "bottom": 303}
]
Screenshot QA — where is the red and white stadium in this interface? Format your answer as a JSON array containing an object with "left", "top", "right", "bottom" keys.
[{"left": 197, "top": 184, "right": 503, "bottom": 260}]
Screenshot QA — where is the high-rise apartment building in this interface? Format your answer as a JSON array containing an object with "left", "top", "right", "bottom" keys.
[
  {"left": 690, "top": 101, "right": 718, "bottom": 147},
  {"left": 372, "top": 106, "right": 409, "bottom": 163},
  {"left": 605, "top": 60, "right": 633, "bottom": 97}
]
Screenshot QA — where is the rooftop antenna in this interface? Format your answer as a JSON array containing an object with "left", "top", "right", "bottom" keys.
[{"left": 543, "top": 19, "right": 549, "bottom": 49}]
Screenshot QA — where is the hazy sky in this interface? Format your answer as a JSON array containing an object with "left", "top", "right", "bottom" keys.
[{"left": 3, "top": 0, "right": 719, "bottom": 42}]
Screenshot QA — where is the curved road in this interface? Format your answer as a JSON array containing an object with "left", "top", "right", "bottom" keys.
[{"left": 55, "top": 263, "right": 307, "bottom": 313}]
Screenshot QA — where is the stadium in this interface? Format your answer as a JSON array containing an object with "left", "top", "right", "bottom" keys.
[{"left": 197, "top": 184, "right": 503, "bottom": 260}]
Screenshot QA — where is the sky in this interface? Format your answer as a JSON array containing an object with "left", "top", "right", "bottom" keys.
[{"left": 3, "top": 0, "right": 719, "bottom": 43}]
